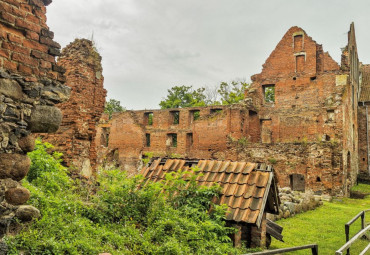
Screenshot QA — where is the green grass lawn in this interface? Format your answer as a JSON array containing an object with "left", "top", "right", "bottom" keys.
[
  {"left": 269, "top": 194, "right": 370, "bottom": 254},
  {"left": 351, "top": 183, "right": 370, "bottom": 195}
]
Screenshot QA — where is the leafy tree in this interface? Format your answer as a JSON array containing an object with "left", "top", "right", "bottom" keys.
[
  {"left": 217, "top": 80, "right": 249, "bottom": 105},
  {"left": 159, "top": 85, "right": 208, "bottom": 109},
  {"left": 104, "top": 99, "right": 125, "bottom": 119},
  {"left": 160, "top": 80, "right": 249, "bottom": 108}
]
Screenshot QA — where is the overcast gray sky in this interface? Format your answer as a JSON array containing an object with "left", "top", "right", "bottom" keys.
[{"left": 46, "top": 0, "right": 370, "bottom": 110}]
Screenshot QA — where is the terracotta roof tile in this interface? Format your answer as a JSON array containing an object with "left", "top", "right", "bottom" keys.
[{"left": 140, "top": 158, "right": 279, "bottom": 224}]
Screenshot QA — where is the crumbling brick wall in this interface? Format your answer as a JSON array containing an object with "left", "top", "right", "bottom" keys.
[
  {"left": 41, "top": 39, "right": 106, "bottom": 177},
  {"left": 95, "top": 25, "right": 360, "bottom": 196},
  {"left": 95, "top": 105, "right": 252, "bottom": 175},
  {"left": 358, "top": 64, "right": 370, "bottom": 177},
  {"left": 245, "top": 25, "right": 359, "bottom": 195},
  {"left": 0, "top": 0, "right": 70, "bottom": 237},
  {"left": 227, "top": 142, "right": 343, "bottom": 195}
]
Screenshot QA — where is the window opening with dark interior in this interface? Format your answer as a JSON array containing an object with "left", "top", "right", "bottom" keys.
[
  {"left": 210, "top": 108, "right": 222, "bottom": 114},
  {"left": 171, "top": 111, "right": 180, "bottom": 125},
  {"left": 262, "top": 84, "right": 275, "bottom": 103},
  {"left": 289, "top": 174, "right": 305, "bottom": 192},
  {"left": 144, "top": 112, "right": 153, "bottom": 125},
  {"left": 145, "top": 133, "right": 150, "bottom": 147},
  {"left": 167, "top": 133, "right": 177, "bottom": 147}
]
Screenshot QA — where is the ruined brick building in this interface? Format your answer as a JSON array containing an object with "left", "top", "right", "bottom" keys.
[
  {"left": 358, "top": 64, "right": 370, "bottom": 179},
  {"left": 0, "top": 0, "right": 70, "bottom": 237},
  {"left": 96, "top": 24, "right": 362, "bottom": 196},
  {"left": 40, "top": 39, "right": 107, "bottom": 177}
]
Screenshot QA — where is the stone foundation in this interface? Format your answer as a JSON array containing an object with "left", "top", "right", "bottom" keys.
[{"left": 0, "top": 0, "right": 70, "bottom": 236}]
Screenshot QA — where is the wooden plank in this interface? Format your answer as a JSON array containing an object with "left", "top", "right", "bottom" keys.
[
  {"left": 256, "top": 172, "right": 273, "bottom": 228},
  {"left": 266, "top": 224, "right": 283, "bottom": 242},
  {"left": 336, "top": 225, "right": 370, "bottom": 255},
  {"left": 267, "top": 219, "right": 283, "bottom": 233},
  {"left": 346, "top": 211, "right": 364, "bottom": 226},
  {"left": 359, "top": 243, "right": 370, "bottom": 255}
]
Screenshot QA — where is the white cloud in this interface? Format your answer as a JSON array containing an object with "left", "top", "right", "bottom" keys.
[{"left": 47, "top": 0, "right": 370, "bottom": 109}]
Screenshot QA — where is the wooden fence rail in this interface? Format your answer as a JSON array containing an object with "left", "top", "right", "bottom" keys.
[
  {"left": 336, "top": 225, "right": 370, "bottom": 255},
  {"left": 244, "top": 244, "right": 318, "bottom": 255},
  {"left": 340, "top": 209, "right": 369, "bottom": 255}
]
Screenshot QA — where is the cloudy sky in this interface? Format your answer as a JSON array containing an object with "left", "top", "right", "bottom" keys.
[{"left": 46, "top": 0, "right": 370, "bottom": 110}]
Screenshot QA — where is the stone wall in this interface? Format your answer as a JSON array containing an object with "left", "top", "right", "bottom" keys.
[
  {"left": 227, "top": 142, "right": 343, "bottom": 195},
  {"left": 40, "top": 39, "right": 106, "bottom": 177},
  {"left": 0, "top": 0, "right": 70, "bottom": 237}
]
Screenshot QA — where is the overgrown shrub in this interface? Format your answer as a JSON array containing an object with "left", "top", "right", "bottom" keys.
[{"left": 6, "top": 140, "right": 244, "bottom": 254}]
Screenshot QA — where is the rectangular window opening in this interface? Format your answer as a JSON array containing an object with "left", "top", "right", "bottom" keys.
[
  {"left": 293, "top": 34, "right": 303, "bottom": 51},
  {"left": 210, "top": 108, "right": 222, "bottom": 114},
  {"left": 167, "top": 133, "right": 177, "bottom": 147},
  {"left": 296, "top": 55, "right": 305, "bottom": 72},
  {"left": 186, "top": 133, "right": 193, "bottom": 148},
  {"left": 262, "top": 84, "right": 275, "bottom": 103},
  {"left": 101, "top": 127, "right": 110, "bottom": 147},
  {"left": 170, "top": 111, "right": 180, "bottom": 125},
  {"left": 189, "top": 110, "right": 200, "bottom": 122},
  {"left": 327, "top": 110, "right": 335, "bottom": 122},
  {"left": 144, "top": 112, "right": 153, "bottom": 126},
  {"left": 145, "top": 133, "right": 151, "bottom": 147}
]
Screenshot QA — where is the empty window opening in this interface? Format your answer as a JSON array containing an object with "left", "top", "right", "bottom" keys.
[
  {"left": 293, "top": 34, "right": 303, "bottom": 51},
  {"left": 167, "top": 133, "right": 177, "bottom": 147},
  {"left": 293, "top": 77, "right": 297, "bottom": 80},
  {"left": 296, "top": 55, "right": 305, "bottom": 72},
  {"left": 347, "top": 152, "right": 351, "bottom": 178},
  {"left": 262, "top": 85, "right": 275, "bottom": 103},
  {"left": 100, "top": 127, "right": 110, "bottom": 147},
  {"left": 327, "top": 110, "right": 335, "bottom": 122},
  {"left": 363, "top": 158, "right": 366, "bottom": 162},
  {"left": 145, "top": 133, "right": 151, "bottom": 147},
  {"left": 316, "top": 177, "right": 321, "bottom": 182},
  {"left": 186, "top": 133, "right": 193, "bottom": 148},
  {"left": 310, "top": 76, "right": 317, "bottom": 81},
  {"left": 170, "top": 111, "right": 180, "bottom": 125},
  {"left": 210, "top": 108, "right": 222, "bottom": 114},
  {"left": 189, "top": 110, "right": 200, "bottom": 122},
  {"left": 352, "top": 84, "right": 355, "bottom": 110},
  {"left": 144, "top": 112, "right": 153, "bottom": 125},
  {"left": 289, "top": 174, "right": 305, "bottom": 192}
]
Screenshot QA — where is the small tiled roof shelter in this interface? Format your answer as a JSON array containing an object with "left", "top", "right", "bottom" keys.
[{"left": 140, "top": 158, "right": 280, "bottom": 248}]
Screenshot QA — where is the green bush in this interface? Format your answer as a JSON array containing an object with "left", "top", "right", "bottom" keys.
[{"left": 6, "top": 140, "right": 244, "bottom": 254}]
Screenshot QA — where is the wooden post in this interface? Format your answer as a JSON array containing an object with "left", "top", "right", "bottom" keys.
[
  {"left": 345, "top": 224, "right": 350, "bottom": 255},
  {"left": 311, "top": 244, "right": 318, "bottom": 255}
]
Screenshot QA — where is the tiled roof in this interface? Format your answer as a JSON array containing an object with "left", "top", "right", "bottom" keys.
[
  {"left": 140, "top": 158, "right": 279, "bottom": 227},
  {"left": 360, "top": 65, "right": 370, "bottom": 102}
]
